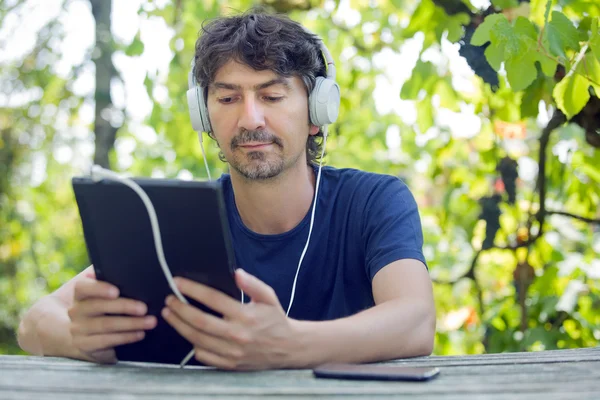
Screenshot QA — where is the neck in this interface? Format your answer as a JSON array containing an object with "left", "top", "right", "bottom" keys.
[{"left": 230, "top": 162, "right": 317, "bottom": 235}]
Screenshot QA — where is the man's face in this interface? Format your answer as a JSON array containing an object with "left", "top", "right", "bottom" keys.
[{"left": 206, "top": 60, "right": 319, "bottom": 180}]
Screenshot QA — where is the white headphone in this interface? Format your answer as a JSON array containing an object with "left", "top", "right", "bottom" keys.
[{"left": 186, "top": 33, "right": 341, "bottom": 138}]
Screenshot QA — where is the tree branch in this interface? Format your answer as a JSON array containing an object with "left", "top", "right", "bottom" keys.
[
  {"left": 432, "top": 249, "right": 481, "bottom": 285},
  {"left": 90, "top": 0, "right": 118, "bottom": 169},
  {"left": 534, "top": 109, "right": 567, "bottom": 240},
  {"left": 546, "top": 210, "right": 600, "bottom": 224}
]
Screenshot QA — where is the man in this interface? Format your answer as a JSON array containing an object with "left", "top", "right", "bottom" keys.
[{"left": 17, "top": 11, "right": 435, "bottom": 370}]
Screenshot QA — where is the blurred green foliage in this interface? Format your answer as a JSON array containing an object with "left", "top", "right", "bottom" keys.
[{"left": 1, "top": 0, "right": 599, "bottom": 356}]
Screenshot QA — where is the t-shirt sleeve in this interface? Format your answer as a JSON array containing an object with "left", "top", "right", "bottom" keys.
[{"left": 362, "top": 175, "right": 427, "bottom": 281}]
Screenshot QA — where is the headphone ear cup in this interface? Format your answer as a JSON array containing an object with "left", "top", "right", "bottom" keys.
[
  {"left": 186, "top": 86, "right": 212, "bottom": 134},
  {"left": 309, "top": 76, "right": 341, "bottom": 127},
  {"left": 197, "top": 87, "right": 212, "bottom": 133}
]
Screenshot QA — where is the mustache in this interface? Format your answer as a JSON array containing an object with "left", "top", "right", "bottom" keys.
[{"left": 231, "top": 130, "right": 283, "bottom": 150}]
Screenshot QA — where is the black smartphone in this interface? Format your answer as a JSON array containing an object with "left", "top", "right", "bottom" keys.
[{"left": 313, "top": 363, "right": 440, "bottom": 382}]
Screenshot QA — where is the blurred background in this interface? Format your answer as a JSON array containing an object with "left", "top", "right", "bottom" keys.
[{"left": 1, "top": 0, "right": 599, "bottom": 356}]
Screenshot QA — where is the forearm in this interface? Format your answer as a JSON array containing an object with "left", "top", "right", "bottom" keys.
[
  {"left": 290, "top": 299, "right": 435, "bottom": 368},
  {"left": 17, "top": 295, "right": 76, "bottom": 358}
]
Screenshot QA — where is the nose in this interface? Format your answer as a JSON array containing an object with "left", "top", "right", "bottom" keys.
[{"left": 237, "top": 96, "right": 265, "bottom": 131}]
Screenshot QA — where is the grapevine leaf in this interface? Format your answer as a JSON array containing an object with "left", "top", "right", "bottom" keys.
[
  {"left": 492, "top": 0, "right": 519, "bottom": 9},
  {"left": 416, "top": 97, "right": 434, "bottom": 133},
  {"left": 544, "top": 11, "right": 580, "bottom": 59},
  {"left": 538, "top": 52, "right": 558, "bottom": 76},
  {"left": 554, "top": 52, "right": 600, "bottom": 119},
  {"left": 125, "top": 34, "right": 145, "bottom": 57},
  {"left": 485, "top": 42, "right": 504, "bottom": 71},
  {"left": 506, "top": 55, "right": 538, "bottom": 91},
  {"left": 444, "top": 13, "right": 471, "bottom": 43},
  {"left": 579, "top": 53, "right": 600, "bottom": 95},
  {"left": 543, "top": 0, "right": 552, "bottom": 25},
  {"left": 471, "top": 14, "right": 506, "bottom": 46},
  {"left": 490, "top": 17, "right": 541, "bottom": 89},
  {"left": 521, "top": 76, "right": 551, "bottom": 118},
  {"left": 591, "top": 18, "right": 600, "bottom": 62},
  {"left": 529, "top": 0, "right": 552, "bottom": 27},
  {"left": 434, "top": 78, "right": 461, "bottom": 112},
  {"left": 553, "top": 72, "right": 590, "bottom": 119},
  {"left": 400, "top": 61, "right": 437, "bottom": 100}
]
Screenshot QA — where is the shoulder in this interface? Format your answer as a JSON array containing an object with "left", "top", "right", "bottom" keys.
[{"left": 321, "top": 166, "right": 412, "bottom": 202}]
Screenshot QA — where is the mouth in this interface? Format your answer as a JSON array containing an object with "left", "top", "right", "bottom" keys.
[{"left": 238, "top": 142, "right": 273, "bottom": 150}]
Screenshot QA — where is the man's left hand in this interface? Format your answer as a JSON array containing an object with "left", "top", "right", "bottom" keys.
[{"left": 162, "top": 269, "right": 301, "bottom": 370}]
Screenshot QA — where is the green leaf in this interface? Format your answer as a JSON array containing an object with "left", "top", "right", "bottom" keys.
[
  {"left": 544, "top": 11, "right": 580, "bottom": 59},
  {"left": 521, "top": 76, "right": 552, "bottom": 118},
  {"left": 404, "top": 0, "right": 436, "bottom": 39},
  {"left": 591, "top": 18, "right": 600, "bottom": 62},
  {"left": 581, "top": 164, "right": 600, "bottom": 183},
  {"left": 400, "top": 61, "right": 437, "bottom": 100},
  {"left": 492, "top": 0, "right": 519, "bottom": 9},
  {"left": 416, "top": 97, "right": 434, "bottom": 133},
  {"left": 125, "top": 34, "right": 145, "bottom": 57},
  {"left": 434, "top": 78, "right": 461, "bottom": 111},
  {"left": 143, "top": 73, "right": 153, "bottom": 97},
  {"left": 544, "top": 0, "right": 553, "bottom": 25},
  {"left": 579, "top": 53, "right": 600, "bottom": 96},
  {"left": 485, "top": 43, "right": 504, "bottom": 71},
  {"left": 538, "top": 52, "right": 558, "bottom": 76},
  {"left": 529, "top": 0, "right": 553, "bottom": 27},
  {"left": 471, "top": 14, "right": 506, "bottom": 46},
  {"left": 553, "top": 71, "right": 590, "bottom": 119},
  {"left": 506, "top": 56, "right": 538, "bottom": 91},
  {"left": 489, "top": 17, "right": 541, "bottom": 90},
  {"left": 490, "top": 17, "right": 527, "bottom": 59},
  {"left": 445, "top": 13, "right": 471, "bottom": 43}
]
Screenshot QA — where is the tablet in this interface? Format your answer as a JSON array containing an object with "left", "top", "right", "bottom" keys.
[{"left": 72, "top": 176, "right": 240, "bottom": 365}]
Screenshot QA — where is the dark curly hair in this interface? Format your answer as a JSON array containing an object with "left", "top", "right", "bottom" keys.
[{"left": 193, "top": 9, "right": 327, "bottom": 165}]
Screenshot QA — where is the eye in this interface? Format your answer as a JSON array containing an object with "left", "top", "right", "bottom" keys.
[
  {"left": 264, "top": 96, "right": 283, "bottom": 102},
  {"left": 218, "top": 97, "right": 234, "bottom": 104}
]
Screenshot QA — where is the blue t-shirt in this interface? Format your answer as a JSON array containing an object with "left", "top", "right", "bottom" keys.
[{"left": 219, "top": 166, "right": 426, "bottom": 321}]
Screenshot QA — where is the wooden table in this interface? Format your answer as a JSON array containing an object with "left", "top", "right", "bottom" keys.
[{"left": 1, "top": 347, "right": 599, "bottom": 399}]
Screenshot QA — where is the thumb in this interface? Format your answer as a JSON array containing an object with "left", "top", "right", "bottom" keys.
[{"left": 235, "top": 269, "right": 280, "bottom": 306}]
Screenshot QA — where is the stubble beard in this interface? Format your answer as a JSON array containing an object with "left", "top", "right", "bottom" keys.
[
  {"left": 227, "top": 129, "right": 296, "bottom": 181},
  {"left": 231, "top": 150, "right": 286, "bottom": 180}
]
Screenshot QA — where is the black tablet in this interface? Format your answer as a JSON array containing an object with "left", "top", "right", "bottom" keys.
[{"left": 72, "top": 176, "right": 240, "bottom": 365}]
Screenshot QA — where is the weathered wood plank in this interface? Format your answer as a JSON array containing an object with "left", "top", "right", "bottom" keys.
[
  {"left": 1, "top": 361, "right": 599, "bottom": 394},
  {"left": 2, "top": 391, "right": 599, "bottom": 400},
  {"left": 1, "top": 348, "right": 600, "bottom": 399}
]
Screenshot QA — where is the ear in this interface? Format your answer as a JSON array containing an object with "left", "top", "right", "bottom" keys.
[{"left": 309, "top": 125, "right": 320, "bottom": 136}]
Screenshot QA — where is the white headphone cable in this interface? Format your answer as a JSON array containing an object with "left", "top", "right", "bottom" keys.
[
  {"left": 198, "top": 132, "right": 212, "bottom": 181},
  {"left": 198, "top": 127, "right": 328, "bottom": 317},
  {"left": 285, "top": 126, "right": 327, "bottom": 316},
  {"left": 90, "top": 166, "right": 189, "bottom": 305}
]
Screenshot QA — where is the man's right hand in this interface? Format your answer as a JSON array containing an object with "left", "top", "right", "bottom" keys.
[{"left": 68, "top": 270, "right": 157, "bottom": 363}]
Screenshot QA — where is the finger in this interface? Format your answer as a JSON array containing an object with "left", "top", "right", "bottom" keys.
[
  {"left": 174, "top": 277, "right": 242, "bottom": 318},
  {"left": 235, "top": 269, "right": 280, "bottom": 306},
  {"left": 87, "top": 349, "right": 117, "bottom": 364},
  {"left": 82, "top": 266, "right": 96, "bottom": 279},
  {"left": 72, "top": 315, "right": 156, "bottom": 335},
  {"left": 165, "top": 296, "right": 232, "bottom": 337},
  {"left": 74, "top": 278, "right": 119, "bottom": 301},
  {"left": 192, "top": 347, "right": 241, "bottom": 371},
  {"left": 70, "top": 298, "right": 148, "bottom": 318},
  {"left": 162, "top": 307, "right": 239, "bottom": 359},
  {"left": 74, "top": 331, "right": 146, "bottom": 353}
]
